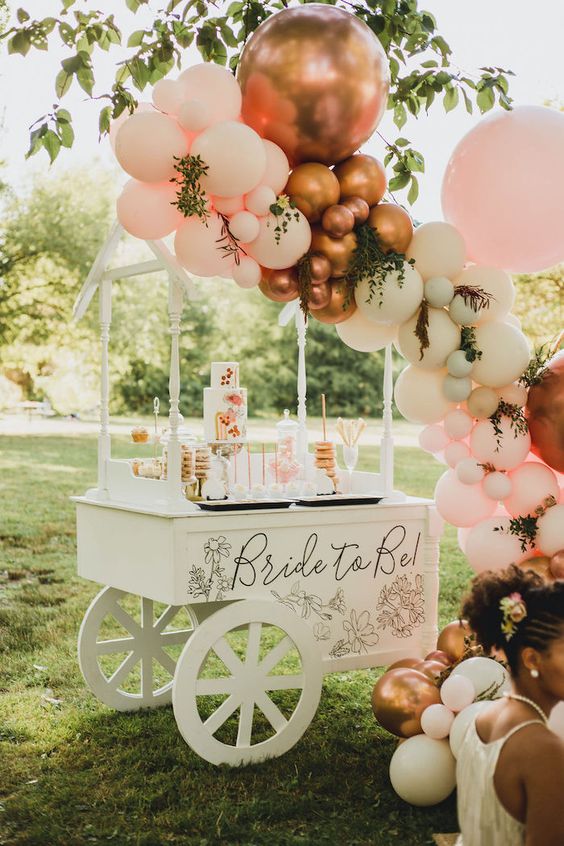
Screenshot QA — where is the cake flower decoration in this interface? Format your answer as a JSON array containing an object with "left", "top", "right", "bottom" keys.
[{"left": 500, "top": 592, "right": 527, "bottom": 641}]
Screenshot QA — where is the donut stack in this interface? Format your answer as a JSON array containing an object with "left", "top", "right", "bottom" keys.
[{"left": 314, "top": 441, "right": 339, "bottom": 491}]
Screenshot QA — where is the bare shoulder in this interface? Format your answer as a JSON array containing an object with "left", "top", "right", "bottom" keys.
[{"left": 522, "top": 730, "right": 564, "bottom": 846}]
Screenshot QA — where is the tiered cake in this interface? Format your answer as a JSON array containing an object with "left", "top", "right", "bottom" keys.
[{"left": 203, "top": 362, "right": 247, "bottom": 443}]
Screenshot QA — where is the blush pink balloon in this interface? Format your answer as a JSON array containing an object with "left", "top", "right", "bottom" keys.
[
  {"left": 505, "top": 462, "right": 560, "bottom": 517},
  {"left": 214, "top": 196, "right": 245, "bottom": 215},
  {"left": 435, "top": 469, "right": 497, "bottom": 528},
  {"left": 115, "top": 111, "right": 188, "bottom": 183},
  {"left": 174, "top": 214, "right": 235, "bottom": 278},
  {"left": 247, "top": 210, "right": 311, "bottom": 269},
  {"left": 109, "top": 102, "right": 153, "bottom": 152},
  {"left": 260, "top": 140, "right": 290, "bottom": 194},
  {"left": 470, "top": 417, "right": 531, "bottom": 471},
  {"left": 419, "top": 424, "right": 450, "bottom": 454},
  {"left": 117, "top": 180, "right": 183, "bottom": 240},
  {"left": 442, "top": 106, "right": 564, "bottom": 273},
  {"left": 232, "top": 256, "right": 261, "bottom": 288},
  {"left": 465, "top": 516, "right": 526, "bottom": 573}
]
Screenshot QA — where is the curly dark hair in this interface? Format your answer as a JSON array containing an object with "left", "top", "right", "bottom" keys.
[{"left": 461, "top": 565, "right": 564, "bottom": 675}]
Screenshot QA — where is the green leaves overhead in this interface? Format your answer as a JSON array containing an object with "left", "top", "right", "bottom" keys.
[{"left": 2, "top": 0, "right": 514, "bottom": 201}]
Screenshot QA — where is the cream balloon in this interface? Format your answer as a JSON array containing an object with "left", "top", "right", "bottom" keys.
[
  {"left": 444, "top": 408, "right": 473, "bottom": 440},
  {"left": 466, "top": 385, "right": 499, "bottom": 418},
  {"left": 505, "top": 462, "right": 560, "bottom": 517},
  {"left": 450, "top": 701, "right": 493, "bottom": 758},
  {"left": 177, "top": 62, "right": 242, "bottom": 125},
  {"left": 152, "top": 78, "right": 184, "bottom": 115},
  {"left": 191, "top": 121, "right": 267, "bottom": 198},
  {"left": 536, "top": 504, "right": 564, "bottom": 557},
  {"left": 177, "top": 99, "right": 211, "bottom": 132},
  {"left": 505, "top": 313, "right": 522, "bottom": 329},
  {"left": 482, "top": 471, "right": 512, "bottom": 500},
  {"left": 497, "top": 382, "right": 528, "bottom": 407},
  {"left": 465, "top": 516, "right": 528, "bottom": 573},
  {"left": 229, "top": 210, "right": 260, "bottom": 243},
  {"left": 116, "top": 179, "right": 183, "bottom": 240},
  {"left": 471, "top": 322, "right": 530, "bottom": 388},
  {"left": 456, "top": 458, "right": 486, "bottom": 485},
  {"left": 444, "top": 441, "right": 470, "bottom": 468},
  {"left": 261, "top": 140, "right": 290, "bottom": 194},
  {"left": 435, "top": 469, "right": 497, "bottom": 527},
  {"left": 470, "top": 417, "right": 531, "bottom": 471},
  {"left": 421, "top": 704, "right": 455, "bottom": 740},
  {"left": 355, "top": 262, "right": 423, "bottom": 325},
  {"left": 232, "top": 256, "right": 261, "bottom": 288},
  {"left": 336, "top": 309, "right": 396, "bottom": 352},
  {"left": 440, "top": 674, "right": 475, "bottom": 712},
  {"left": 247, "top": 210, "right": 311, "bottom": 269},
  {"left": 406, "top": 222, "right": 466, "bottom": 281},
  {"left": 389, "top": 736, "right": 456, "bottom": 806},
  {"left": 451, "top": 656, "right": 509, "bottom": 698},
  {"left": 446, "top": 349, "right": 474, "bottom": 378},
  {"left": 425, "top": 276, "right": 454, "bottom": 307},
  {"left": 448, "top": 294, "right": 485, "bottom": 327},
  {"left": 454, "top": 265, "right": 515, "bottom": 324},
  {"left": 394, "top": 366, "right": 456, "bottom": 425},
  {"left": 245, "top": 185, "right": 277, "bottom": 216},
  {"left": 443, "top": 374, "right": 472, "bottom": 402},
  {"left": 115, "top": 111, "right": 188, "bottom": 182},
  {"left": 397, "top": 307, "right": 460, "bottom": 370},
  {"left": 174, "top": 214, "right": 235, "bottom": 278}
]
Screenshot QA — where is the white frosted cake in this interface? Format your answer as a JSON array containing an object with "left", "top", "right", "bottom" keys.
[{"left": 203, "top": 361, "right": 247, "bottom": 443}]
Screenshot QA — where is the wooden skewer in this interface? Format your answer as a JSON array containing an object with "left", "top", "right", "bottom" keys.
[
  {"left": 274, "top": 442, "right": 279, "bottom": 483},
  {"left": 247, "top": 444, "right": 252, "bottom": 490},
  {"left": 262, "top": 443, "right": 266, "bottom": 486},
  {"left": 233, "top": 445, "right": 237, "bottom": 484},
  {"left": 321, "top": 393, "right": 327, "bottom": 442}
]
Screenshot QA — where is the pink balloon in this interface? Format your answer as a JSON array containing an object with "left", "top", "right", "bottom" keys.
[
  {"left": 117, "top": 180, "right": 183, "bottom": 240},
  {"left": 421, "top": 704, "right": 455, "bottom": 740},
  {"left": 115, "top": 111, "right": 188, "bottom": 183},
  {"left": 442, "top": 106, "right": 564, "bottom": 273},
  {"left": 444, "top": 441, "right": 470, "bottom": 468},
  {"left": 418, "top": 424, "right": 450, "bottom": 454},
  {"left": 465, "top": 516, "right": 526, "bottom": 573},
  {"left": 505, "top": 462, "right": 560, "bottom": 517},
  {"left": 174, "top": 214, "right": 235, "bottom": 278},
  {"left": 470, "top": 417, "right": 531, "bottom": 471},
  {"left": 260, "top": 140, "right": 290, "bottom": 194},
  {"left": 109, "top": 102, "right": 153, "bottom": 152},
  {"left": 229, "top": 211, "right": 260, "bottom": 244},
  {"left": 247, "top": 210, "right": 311, "bottom": 269},
  {"left": 214, "top": 196, "right": 245, "bottom": 215},
  {"left": 232, "top": 256, "right": 261, "bottom": 288},
  {"left": 435, "top": 469, "right": 497, "bottom": 528},
  {"left": 152, "top": 79, "right": 184, "bottom": 115}
]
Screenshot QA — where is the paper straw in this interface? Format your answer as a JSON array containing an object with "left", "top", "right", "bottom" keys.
[
  {"left": 275, "top": 442, "right": 279, "bottom": 483},
  {"left": 262, "top": 443, "right": 266, "bottom": 486},
  {"left": 247, "top": 444, "right": 252, "bottom": 489},
  {"left": 321, "top": 393, "right": 327, "bottom": 441},
  {"left": 234, "top": 445, "right": 237, "bottom": 484}
]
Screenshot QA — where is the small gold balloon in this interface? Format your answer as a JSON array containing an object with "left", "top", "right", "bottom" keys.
[
  {"left": 310, "top": 226, "right": 357, "bottom": 278},
  {"left": 436, "top": 619, "right": 473, "bottom": 662},
  {"left": 309, "top": 279, "right": 357, "bottom": 325},
  {"left": 285, "top": 163, "right": 340, "bottom": 223},
  {"left": 333, "top": 154, "right": 387, "bottom": 207},
  {"left": 342, "top": 196, "right": 370, "bottom": 225},
  {"left": 414, "top": 659, "right": 446, "bottom": 680},
  {"left": 309, "top": 253, "right": 332, "bottom": 283},
  {"left": 424, "top": 650, "right": 452, "bottom": 666},
  {"left": 307, "top": 280, "right": 333, "bottom": 311},
  {"left": 321, "top": 204, "right": 355, "bottom": 238},
  {"left": 371, "top": 668, "right": 441, "bottom": 738},
  {"left": 518, "top": 554, "right": 555, "bottom": 583},
  {"left": 367, "top": 203, "right": 414, "bottom": 254},
  {"left": 259, "top": 269, "right": 299, "bottom": 303},
  {"left": 550, "top": 550, "right": 564, "bottom": 580},
  {"left": 387, "top": 657, "right": 422, "bottom": 672}
]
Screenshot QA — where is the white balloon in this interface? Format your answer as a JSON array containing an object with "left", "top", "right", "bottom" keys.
[
  {"left": 505, "top": 313, "right": 521, "bottom": 329},
  {"left": 450, "top": 701, "right": 494, "bottom": 758},
  {"left": 465, "top": 516, "right": 526, "bottom": 573},
  {"left": 454, "top": 265, "right": 515, "bottom": 324},
  {"left": 444, "top": 408, "right": 473, "bottom": 440},
  {"left": 425, "top": 276, "right": 454, "bottom": 307},
  {"left": 260, "top": 140, "right": 290, "bottom": 194},
  {"left": 177, "top": 99, "right": 211, "bottom": 132},
  {"left": 440, "top": 674, "right": 475, "bottom": 712},
  {"left": 232, "top": 256, "right": 261, "bottom": 289},
  {"left": 446, "top": 349, "right": 474, "bottom": 378},
  {"left": 406, "top": 221, "right": 466, "bottom": 281},
  {"left": 456, "top": 458, "right": 486, "bottom": 485},
  {"left": 394, "top": 366, "right": 456, "bottom": 425},
  {"left": 443, "top": 374, "right": 472, "bottom": 402},
  {"left": 449, "top": 293, "right": 486, "bottom": 327},
  {"left": 247, "top": 210, "right": 311, "bottom": 270},
  {"left": 505, "top": 462, "right": 560, "bottom": 517},
  {"left": 191, "top": 121, "right": 267, "bottom": 198},
  {"left": 397, "top": 307, "right": 460, "bottom": 370},
  {"left": 471, "top": 322, "right": 531, "bottom": 388},
  {"left": 229, "top": 210, "right": 260, "bottom": 244},
  {"left": 152, "top": 78, "right": 184, "bottom": 115},
  {"left": 445, "top": 441, "right": 470, "bottom": 468},
  {"left": 177, "top": 62, "right": 242, "bottom": 125},
  {"left": 470, "top": 417, "right": 531, "bottom": 471},
  {"left": 421, "top": 704, "right": 455, "bottom": 740},
  {"left": 497, "top": 382, "right": 528, "bottom": 407},
  {"left": 536, "top": 504, "right": 564, "bottom": 557},
  {"left": 482, "top": 471, "right": 513, "bottom": 501},
  {"left": 389, "top": 736, "right": 456, "bottom": 806},
  {"left": 355, "top": 263, "right": 423, "bottom": 326},
  {"left": 245, "top": 185, "right": 277, "bottom": 216},
  {"left": 452, "top": 656, "right": 510, "bottom": 699},
  {"left": 336, "top": 309, "right": 396, "bottom": 352},
  {"left": 467, "top": 385, "right": 500, "bottom": 419}
]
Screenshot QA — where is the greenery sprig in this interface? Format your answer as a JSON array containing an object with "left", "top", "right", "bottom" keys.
[
  {"left": 216, "top": 213, "right": 246, "bottom": 266},
  {"left": 519, "top": 341, "right": 552, "bottom": 388},
  {"left": 296, "top": 253, "right": 314, "bottom": 318},
  {"left": 494, "top": 495, "right": 557, "bottom": 553},
  {"left": 489, "top": 400, "right": 528, "bottom": 451},
  {"left": 170, "top": 154, "right": 209, "bottom": 222},
  {"left": 460, "top": 326, "right": 482, "bottom": 363},
  {"left": 414, "top": 299, "right": 430, "bottom": 360},
  {"left": 343, "top": 222, "right": 413, "bottom": 308},
  {"left": 268, "top": 194, "right": 300, "bottom": 244},
  {"left": 456, "top": 284, "right": 494, "bottom": 313}
]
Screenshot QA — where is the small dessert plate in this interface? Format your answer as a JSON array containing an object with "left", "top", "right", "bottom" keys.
[
  {"left": 198, "top": 499, "right": 294, "bottom": 512},
  {"left": 294, "top": 494, "right": 383, "bottom": 507}
]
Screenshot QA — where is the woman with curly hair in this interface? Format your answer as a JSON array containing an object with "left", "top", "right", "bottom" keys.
[{"left": 456, "top": 565, "right": 564, "bottom": 846}]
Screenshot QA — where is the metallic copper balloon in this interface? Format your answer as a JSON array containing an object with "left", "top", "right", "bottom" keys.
[
  {"left": 238, "top": 6, "right": 390, "bottom": 167},
  {"left": 371, "top": 668, "right": 441, "bottom": 738},
  {"left": 387, "top": 657, "right": 422, "bottom": 671},
  {"left": 526, "top": 350, "right": 564, "bottom": 472},
  {"left": 436, "top": 619, "right": 473, "bottom": 662},
  {"left": 310, "top": 226, "right": 357, "bottom": 279},
  {"left": 333, "top": 154, "right": 387, "bottom": 206},
  {"left": 414, "top": 659, "right": 446, "bottom": 680},
  {"left": 550, "top": 550, "right": 564, "bottom": 580},
  {"left": 307, "top": 280, "right": 332, "bottom": 311},
  {"left": 518, "top": 554, "right": 555, "bottom": 583},
  {"left": 309, "top": 279, "right": 357, "bottom": 325},
  {"left": 259, "top": 269, "right": 299, "bottom": 302},
  {"left": 321, "top": 204, "right": 355, "bottom": 238},
  {"left": 309, "top": 253, "right": 332, "bottom": 283},
  {"left": 342, "top": 196, "right": 370, "bottom": 225},
  {"left": 424, "top": 650, "right": 452, "bottom": 666},
  {"left": 368, "top": 203, "right": 414, "bottom": 254},
  {"left": 285, "top": 163, "right": 340, "bottom": 223}
]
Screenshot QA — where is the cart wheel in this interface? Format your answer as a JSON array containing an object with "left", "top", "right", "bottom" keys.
[
  {"left": 78, "top": 587, "right": 198, "bottom": 711},
  {"left": 172, "top": 600, "right": 322, "bottom": 765}
]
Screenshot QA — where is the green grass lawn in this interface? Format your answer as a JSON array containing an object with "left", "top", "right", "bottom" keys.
[{"left": 0, "top": 433, "right": 472, "bottom": 846}]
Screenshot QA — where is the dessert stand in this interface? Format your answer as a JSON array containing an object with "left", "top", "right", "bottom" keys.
[{"left": 72, "top": 224, "right": 442, "bottom": 766}]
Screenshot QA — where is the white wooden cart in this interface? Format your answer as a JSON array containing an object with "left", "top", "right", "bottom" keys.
[{"left": 72, "top": 224, "right": 442, "bottom": 766}]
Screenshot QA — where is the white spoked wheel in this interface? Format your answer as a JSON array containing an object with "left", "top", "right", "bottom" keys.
[
  {"left": 78, "top": 587, "right": 198, "bottom": 711},
  {"left": 172, "top": 600, "right": 323, "bottom": 766}
]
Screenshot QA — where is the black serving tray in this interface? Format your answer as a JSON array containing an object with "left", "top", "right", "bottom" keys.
[
  {"left": 295, "top": 494, "right": 383, "bottom": 507},
  {"left": 198, "top": 499, "right": 294, "bottom": 512}
]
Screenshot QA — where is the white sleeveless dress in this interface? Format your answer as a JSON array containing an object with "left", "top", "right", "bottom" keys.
[{"left": 455, "top": 716, "right": 545, "bottom": 846}]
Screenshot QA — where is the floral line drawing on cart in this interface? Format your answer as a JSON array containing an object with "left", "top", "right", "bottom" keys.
[
  {"left": 188, "top": 536, "right": 232, "bottom": 601},
  {"left": 375, "top": 573, "right": 425, "bottom": 639},
  {"left": 271, "top": 582, "right": 348, "bottom": 622},
  {"left": 329, "top": 608, "right": 380, "bottom": 658}
]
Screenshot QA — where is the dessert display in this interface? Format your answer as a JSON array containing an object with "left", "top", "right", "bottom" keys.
[
  {"left": 314, "top": 442, "right": 339, "bottom": 491},
  {"left": 203, "top": 361, "right": 247, "bottom": 443},
  {"left": 131, "top": 426, "right": 149, "bottom": 443},
  {"left": 136, "top": 457, "right": 162, "bottom": 479}
]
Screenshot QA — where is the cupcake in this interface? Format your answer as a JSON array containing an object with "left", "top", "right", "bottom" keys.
[
  {"left": 251, "top": 483, "right": 267, "bottom": 499},
  {"left": 131, "top": 426, "right": 149, "bottom": 443},
  {"left": 232, "top": 482, "right": 248, "bottom": 500}
]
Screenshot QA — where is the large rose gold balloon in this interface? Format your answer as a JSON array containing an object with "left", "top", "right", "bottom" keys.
[
  {"left": 368, "top": 203, "right": 414, "bottom": 254},
  {"left": 526, "top": 350, "right": 564, "bottom": 472},
  {"left": 518, "top": 554, "right": 555, "bottom": 583},
  {"left": 237, "top": 5, "right": 390, "bottom": 166},
  {"left": 309, "top": 280, "right": 357, "bottom": 324},
  {"left": 333, "top": 154, "right": 387, "bottom": 206},
  {"left": 322, "top": 204, "right": 355, "bottom": 238},
  {"left": 342, "top": 196, "right": 370, "bottom": 225},
  {"left": 371, "top": 668, "right": 441, "bottom": 738},
  {"left": 310, "top": 226, "right": 357, "bottom": 279},
  {"left": 436, "top": 620, "right": 472, "bottom": 662},
  {"left": 259, "top": 269, "right": 299, "bottom": 302},
  {"left": 285, "top": 163, "right": 340, "bottom": 223}
]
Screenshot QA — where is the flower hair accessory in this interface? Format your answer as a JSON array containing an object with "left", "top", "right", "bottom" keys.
[{"left": 500, "top": 592, "right": 527, "bottom": 641}]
